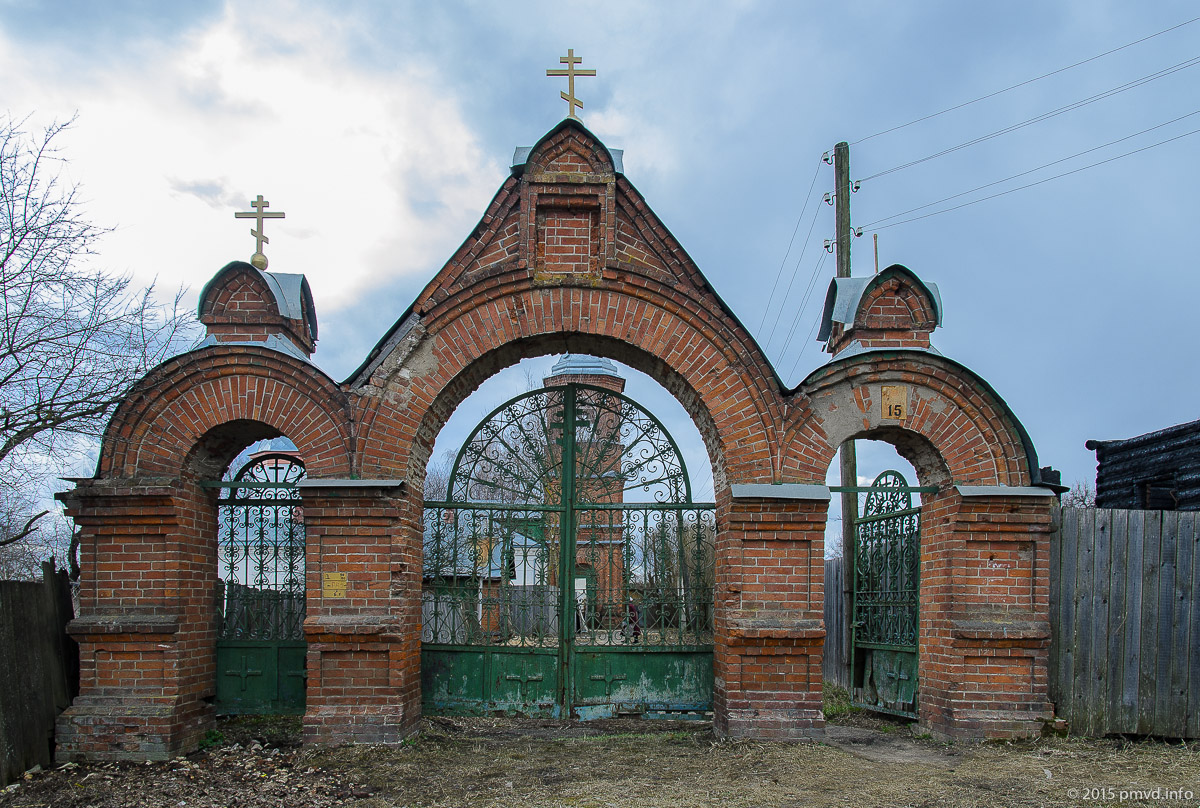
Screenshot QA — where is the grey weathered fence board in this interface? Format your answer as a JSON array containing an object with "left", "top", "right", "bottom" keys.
[
  {"left": 1070, "top": 507, "right": 1095, "bottom": 731},
  {"left": 1137, "top": 511, "right": 1161, "bottom": 735},
  {"left": 0, "top": 565, "right": 75, "bottom": 787},
  {"left": 1052, "top": 507, "right": 1198, "bottom": 737},
  {"left": 1055, "top": 507, "right": 1078, "bottom": 718},
  {"left": 1089, "top": 508, "right": 1110, "bottom": 737},
  {"left": 1153, "top": 511, "right": 1177, "bottom": 735},
  {"left": 1104, "top": 509, "right": 1128, "bottom": 732},
  {"left": 1185, "top": 521, "right": 1195, "bottom": 739},
  {"left": 1120, "top": 510, "right": 1144, "bottom": 732},
  {"left": 1167, "top": 511, "right": 1193, "bottom": 738},
  {"left": 822, "top": 557, "right": 848, "bottom": 689}
]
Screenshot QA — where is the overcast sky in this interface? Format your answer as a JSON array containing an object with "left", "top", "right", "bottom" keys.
[{"left": 3, "top": 0, "right": 1199, "bottom": 502}]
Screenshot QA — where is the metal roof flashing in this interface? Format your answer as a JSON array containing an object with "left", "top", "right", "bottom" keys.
[
  {"left": 196, "top": 333, "right": 312, "bottom": 364},
  {"left": 817, "top": 266, "right": 943, "bottom": 343},
  {"left": 830, "top": 340, "right": 942, "bottom": 362}
]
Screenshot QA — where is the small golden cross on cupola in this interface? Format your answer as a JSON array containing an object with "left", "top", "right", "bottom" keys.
[
  {"left": 234, "top": 195, "right": 286, "bottom": 270},
  {"left": 546, "top": 49, "right": 597, "bottom": 120}
]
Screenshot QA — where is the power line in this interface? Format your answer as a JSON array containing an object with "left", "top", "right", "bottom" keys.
[
  {"left": 788, "top": 299, "right": 828, "bottom": 381},
  {"left": 852, "top": 16, "right": 1200, "bottom": 145},
  {"left": 861, "top": 109, "right": 1200, "bottom": 230},
  {"left": 764, "top": 195, "right": 826, "bottom": 351},
  {"left": 867, "top": 125, "right": 1200, "bottom": 232},
  {"left": 777, "top": 250, "right": 828, "bottom": 360},
  {"left": 860, "top": 54, "right": 1200, "bottom": 183},
  {"left": 758, "top": 160, "right": 824, "bottom": 333}
]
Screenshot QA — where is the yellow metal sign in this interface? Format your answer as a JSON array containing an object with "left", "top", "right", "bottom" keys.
[
  {"left": 322, "top": 571, "right": 347, "bottom": 598},
  {"left": 881, "top": 385, "right": 908, "bottom": 421}
]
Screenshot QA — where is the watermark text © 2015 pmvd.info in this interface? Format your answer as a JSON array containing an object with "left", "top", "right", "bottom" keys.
[{"left": 1067, "top": 786, "right": 1195, "bottom": 802}]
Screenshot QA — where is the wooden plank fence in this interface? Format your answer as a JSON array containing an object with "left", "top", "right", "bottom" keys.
[
  {"left": 1051, "top": 507, "right": 1199, "bottom": 737},
  {"left": 823, "top": 557, "right": 849, "bottom": 689},
  {"left": 0, "top": 563, "right": 77, "bottom": 786}
]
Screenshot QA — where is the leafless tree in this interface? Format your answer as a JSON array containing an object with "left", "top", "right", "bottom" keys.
[
  {"left": 1061, "top": 481, "right": 1096, "bottom": 509},
  {"left": 0, "top": 115, "right": 196, "bottom": 555},
  {"left": 423, "top": 450, "right": 456, "bottom": 501}
]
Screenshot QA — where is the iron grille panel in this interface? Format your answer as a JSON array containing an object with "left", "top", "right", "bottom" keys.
[
  {"left": 424, "top": 383, "right": 715, "bottom": 717},
  {"left": 217, "top": 453, "right": 306, "bottom": 642}
]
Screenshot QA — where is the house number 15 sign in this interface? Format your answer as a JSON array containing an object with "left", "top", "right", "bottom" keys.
[{"left": 881, "top": 385, "right": 908, "bottom": 421}]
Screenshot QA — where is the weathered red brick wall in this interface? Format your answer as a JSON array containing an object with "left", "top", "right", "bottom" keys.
[
  {"left": 715, "top": 495, "right": 828, "bottom": 740},
  {"left": 301, "top": 484, "right": 417, "bottom": 744},
  {"left": 61, "top": 118, "right": 1054, "bottom": 757},
  {"left": 918, "top": 490, "right": 1054, "bottom": 739}
]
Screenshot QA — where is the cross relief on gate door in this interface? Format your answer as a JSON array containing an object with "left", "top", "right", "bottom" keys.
[
  {"left": 226, "top": 655, "right": 264, "bottom": 692},
  {"left": 504, "top": 663, "right": 545, "bottom": 700},
  {"left": 589, "top": 660, "right": 628, "bottom": 697}
]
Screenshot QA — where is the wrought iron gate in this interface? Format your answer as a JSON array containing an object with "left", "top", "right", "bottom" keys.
[
  {"left": 421, "top": 383, "right": 716, "bottom": 718},
  {"left": 214, "top": 453, "right": 307, "bottom": 714},
  {"left": 851, "top": 470, "right": 920, "bottom": 718}
]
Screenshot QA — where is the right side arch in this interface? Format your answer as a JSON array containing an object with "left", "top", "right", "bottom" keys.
[{"left": 780, "top": 350, "right": 1056, "bottom": 741}]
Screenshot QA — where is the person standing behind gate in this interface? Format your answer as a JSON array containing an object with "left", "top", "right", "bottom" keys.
[{"left": 624, "top": 596, "right": 641, "bottom": 644}]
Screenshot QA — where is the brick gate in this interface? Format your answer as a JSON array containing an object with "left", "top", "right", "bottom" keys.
[{"left": 57, "top": 119, "right": 1057, "bottom": 759}]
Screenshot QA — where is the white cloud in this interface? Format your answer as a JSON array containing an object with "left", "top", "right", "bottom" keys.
[{"left": 0, "top": 1, "right": 502, "bottom": 311}]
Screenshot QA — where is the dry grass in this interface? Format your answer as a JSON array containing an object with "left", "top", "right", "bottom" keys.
[
  {"left": 4, "top": 715, "right": 1198, "bottom": 807},
  {"left": 306, "top": 717, "right": 1200, "bottom": 808}
]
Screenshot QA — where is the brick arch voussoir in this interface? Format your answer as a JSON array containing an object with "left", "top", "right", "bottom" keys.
[
  {"left": 419, "top": 270, "right": 785, "bottom": 420},
  {"left": 100, "top": 346, "right": 353, "bottom": 479},
  {"left": 783, "top": 354, "right": 1032, "bottom": 487},
  {"left": 416, "top": 286, "right": 780, "bottom": 474},
  {"left": 359, "top": 300, "right": 783, "bottom": 492}
]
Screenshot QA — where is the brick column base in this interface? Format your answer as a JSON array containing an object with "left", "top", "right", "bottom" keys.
[
  {"left": 56, "top": 615, "right": 209, "bottom": 761},
  {"left": 301, "top": 621, "right": 419, "bottom": 745},
  {"left": 715, "top": 629, "right": 826, "bottom": 740}
]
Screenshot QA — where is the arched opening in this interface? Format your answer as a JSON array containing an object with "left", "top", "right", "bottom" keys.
[
  {"left": 820, "top": 432, "right": 951, "bottom": 724},
  {"left": 184, "top": 424, "right": 310, "bottom": 717},
  {"left": 420, "top": 354, "right": 717, "bottom": 720}
]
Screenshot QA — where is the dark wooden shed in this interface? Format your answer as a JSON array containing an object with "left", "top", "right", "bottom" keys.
[{"left": 1086, "top": 419, "right": 1200, "bottom": 510}]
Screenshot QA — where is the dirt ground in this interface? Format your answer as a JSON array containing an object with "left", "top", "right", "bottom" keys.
[{"left": 3, "top": 711, "right": 1198, "bottom": 808}]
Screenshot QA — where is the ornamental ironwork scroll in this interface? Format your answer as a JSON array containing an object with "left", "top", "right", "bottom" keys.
[
  {"left": 422, "top": 382, "right": 715, "bottom": 718},
  {"left": 852, "top": 469, "right": 921, "bottom": 719}
]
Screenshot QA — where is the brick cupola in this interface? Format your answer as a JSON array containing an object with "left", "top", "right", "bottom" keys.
[
  {"left": 197, "top": 260, "right": 318, "bottom": 360},
  {"left": 816, "top": 263, "right": 942, "bottom": 358}
]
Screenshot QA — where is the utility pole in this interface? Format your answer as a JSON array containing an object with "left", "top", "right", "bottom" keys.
[{"left": 833, "top": 141, "right": 858, "bottom": 681}]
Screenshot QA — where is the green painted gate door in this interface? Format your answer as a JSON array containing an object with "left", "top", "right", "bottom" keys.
[
  {"left": 851, "top": 471, "right": 920, "bottom": 718},
  {"left": 421, "top": 383, "right": 715, "bottom": 719},
  {"left": 214, "top": 453, "right": 308, "bottom": 715}
]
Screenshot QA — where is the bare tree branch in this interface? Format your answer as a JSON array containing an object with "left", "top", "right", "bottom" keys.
[
  {"left": 0, "top": 509, "right": 48, "bottom": 546},
  {"left": 0, "top": 114, "right": 199, "bottom": 551}
]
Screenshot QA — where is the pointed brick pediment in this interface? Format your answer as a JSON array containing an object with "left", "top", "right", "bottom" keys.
[{"left": 405, "top": 120, "right": 723, "bottom": 341}]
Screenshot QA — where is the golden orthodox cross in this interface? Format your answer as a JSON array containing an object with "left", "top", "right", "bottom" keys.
[
  {"left": 546, "top": 49, "right": 596, "bottom": 120},
  {"left": 234, "top": 195, "right": 286, "bottom": 270}
]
